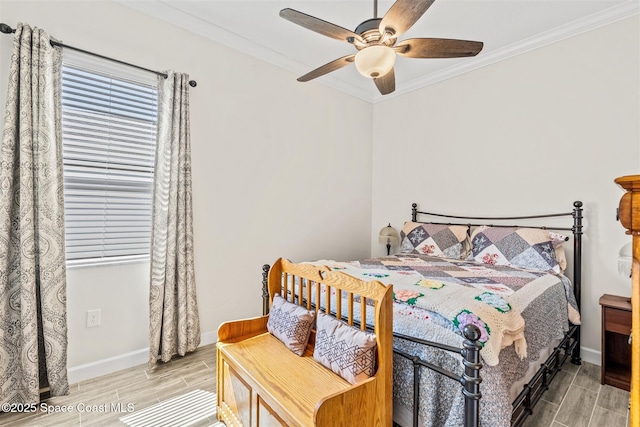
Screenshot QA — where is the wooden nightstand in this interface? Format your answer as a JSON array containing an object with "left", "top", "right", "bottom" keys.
[{"left": 600, "top": 294, "right": 632, "bottom": 391}]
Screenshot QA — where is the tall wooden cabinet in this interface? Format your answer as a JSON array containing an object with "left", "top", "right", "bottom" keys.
[{"left": 615, "top": 175, "right": 640, "bottom": 427}]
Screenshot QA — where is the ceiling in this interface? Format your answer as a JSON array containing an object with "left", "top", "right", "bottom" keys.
[{"left": 119, "top": 0, "right": 638, "bottom": 103}]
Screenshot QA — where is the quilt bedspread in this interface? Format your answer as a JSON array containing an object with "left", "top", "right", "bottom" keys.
[{"left": 315, "top": 254, "right": 580, "bottom": 366}]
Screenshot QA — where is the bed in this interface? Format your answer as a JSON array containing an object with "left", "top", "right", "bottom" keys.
[{"left": 260, "top": 201, "right": 584, "bottom": 427}]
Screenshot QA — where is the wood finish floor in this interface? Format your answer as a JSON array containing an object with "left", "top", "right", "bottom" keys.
[
  {"left": 0, "top": 344, "right": 218, "bottom": 427},
  {"left": 0, "top": 344, "right": 630, "bottom": 427},
  {"left": 523, "top": 359, "right": 630, "bottom": 427}
]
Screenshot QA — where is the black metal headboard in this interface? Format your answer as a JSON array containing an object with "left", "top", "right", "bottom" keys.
[
  {"left": 410, "top": 201, "right": 583, "bottom": 296},
  {"left": 410, "top": 200, "right": 584, "bottom": 364}
]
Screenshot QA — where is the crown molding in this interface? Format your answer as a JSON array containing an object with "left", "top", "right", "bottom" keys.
[
  {"left": 375, "top": 0, "right": 640, "bottom": 103},
  {"left": 117, "top": 0, "right": 639, "bottom": 104}
]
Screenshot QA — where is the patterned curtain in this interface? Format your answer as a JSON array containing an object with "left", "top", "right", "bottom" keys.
[
  {"left": 0, "top": 23, "right": 69, "bottom": 404},
  {"left": 148, "top": 71, "right": 200, "bottom": 366}
]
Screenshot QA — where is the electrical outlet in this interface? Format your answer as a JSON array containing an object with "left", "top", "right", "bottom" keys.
[{"left": 87, "top": 309, "right": 101, "bottom": 328}]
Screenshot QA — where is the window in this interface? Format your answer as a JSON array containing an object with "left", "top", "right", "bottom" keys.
[{"left": 61, "top": 52, "right": 158, "bottom": 266}]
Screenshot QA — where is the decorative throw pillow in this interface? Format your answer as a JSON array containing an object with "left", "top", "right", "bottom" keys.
[
  {"left": 313, "top": 312, "right": 377, "bottom": 384},
  {"left": 267, "top": 293, "right": 316, "bottom": 356},
  {"left": 400, "top": 222, "right": 469, "bottom": 259},
  {"left": 469, "top": 226, "right": 563, "bottom": 274}
]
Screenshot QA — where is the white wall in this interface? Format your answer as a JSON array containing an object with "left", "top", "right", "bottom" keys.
[
  {"left": 0, "top": 0, "right": 373, "bottom": 381},
  {"left": 371, "top": 16, "right": 640, "bottom": 362}
]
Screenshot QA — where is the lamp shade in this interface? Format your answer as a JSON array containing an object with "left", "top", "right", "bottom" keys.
[
  {"left": 355, "top": 46, "right": 396, "bottom": 79},
  {"left": 379, "top": 223, "right": 400, "bottom": 246}
]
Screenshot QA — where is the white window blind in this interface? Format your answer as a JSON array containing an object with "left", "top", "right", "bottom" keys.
[{"left": 61, "top": 53, "right": 158, "bottom": 265}]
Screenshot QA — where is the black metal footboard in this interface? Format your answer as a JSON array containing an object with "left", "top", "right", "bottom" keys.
[
  {"left": 389, "top": 321, "right": 579, "bottom": 427},
  {"left": 393, "top": 328, "right": 483, "bottom": 427}
]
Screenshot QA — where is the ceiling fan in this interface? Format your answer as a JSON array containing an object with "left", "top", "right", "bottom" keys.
[{"left": 280, "top": 0, "right": 483, "bottom": 95}]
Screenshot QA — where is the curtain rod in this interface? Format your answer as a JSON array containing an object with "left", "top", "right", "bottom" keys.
[{"left": 0, "top": 23, "right": 197, "bottom": 87}]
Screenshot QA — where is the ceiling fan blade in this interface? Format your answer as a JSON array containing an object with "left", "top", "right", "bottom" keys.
[
  {"left": 297, "top": 54, "right": 356, "bottom": 82},
  {"left": 280, "top": 8, "right": 364, "bottom": 44},
  {"left": 379, "top": 0, "right": 435, "bottom": 37},
  {"left": 396, "top": 38, "right": 483, "bottom": 58},
  {"left": 374, "top": 68, "right": 395, "bottom": 95}
]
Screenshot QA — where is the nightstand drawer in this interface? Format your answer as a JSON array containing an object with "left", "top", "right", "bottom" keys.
[
  {"left": 600, "top": 294, "right": 632, "bottom": 391},
  {"left": 604, "top": 307, "right": 632, "bottom": 335}
]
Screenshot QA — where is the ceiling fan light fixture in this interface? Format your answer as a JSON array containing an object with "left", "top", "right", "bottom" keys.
[{"left": 354, "top": 45, "right": 396, "bottom": 79}]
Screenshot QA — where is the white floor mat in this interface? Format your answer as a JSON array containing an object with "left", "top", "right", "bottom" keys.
[{"left": 119, "top": 389, "right": 224, "bottom": 427}]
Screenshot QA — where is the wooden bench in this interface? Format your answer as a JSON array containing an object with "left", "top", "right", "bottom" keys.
[{"left": 216, "top": 258, "right": 393, "bottom": 427}]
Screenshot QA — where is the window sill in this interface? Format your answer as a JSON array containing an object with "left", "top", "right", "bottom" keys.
[{"left": 66, "top": 255, "right": 150, "bottom": 270}]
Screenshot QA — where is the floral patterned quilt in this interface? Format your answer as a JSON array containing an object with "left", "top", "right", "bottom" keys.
[{"left": 314, "top": 254, "right": 580, "bottom": 367}]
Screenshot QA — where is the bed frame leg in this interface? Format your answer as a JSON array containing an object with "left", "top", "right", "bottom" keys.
[
  {"left": 412, "top": 358, "right": 420, "bottom": 427},
  {"left": 462, "top": 324, "right": 482, "bottom": 427},
  {"left": 262, "top": 264, "right": 270, "bottom": 315},
  {"left": 571, "top": 325, "right": 582, "bottom": 365},
  {"left": 571, "top": 201, "right": 583, "bottom": 366}
]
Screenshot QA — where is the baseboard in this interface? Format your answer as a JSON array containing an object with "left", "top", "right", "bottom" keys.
[
  {"left": 68, "top": 347, "right": 149, "bottom": 384},
  {"left": 67, "top": 330, "right": 219, "bottom": 385},
  {"left": 580, "top": 346, "right": 601, "bottom": 366}
]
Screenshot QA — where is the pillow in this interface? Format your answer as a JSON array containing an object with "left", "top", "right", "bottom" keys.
[
  {"left": 267, "top": 293, "right": 316, "bottom": 356},
  {"left": 469, "top": 226, "right": 564, "bottom": 274},
  {"left": 400, "top": 222, "right": 469, "bottom": 259},
  {"left": 313, "top": 312, "right": 377, "bottom": 384}
]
